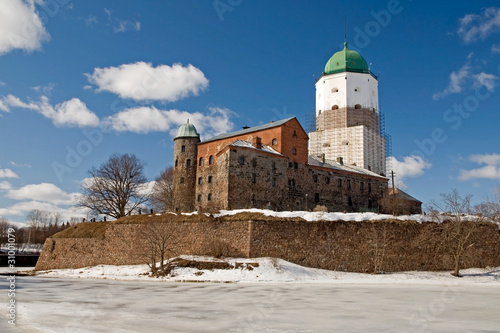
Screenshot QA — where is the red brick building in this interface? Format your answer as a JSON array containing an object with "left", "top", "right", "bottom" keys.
[{"left": 173, "top": 117, "right": 388, "bottom": 212}]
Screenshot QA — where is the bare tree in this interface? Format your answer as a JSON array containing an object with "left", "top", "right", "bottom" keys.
[
  {"left": 149, "top": 167, "right": 174, "bottom": 212},
  {"left": 139, "top": 216, "right": 177, "bottom": 277},
  {"left": 429, "top": 189, "right": 484, "bottom": 277},
  {"left": 78, "top": 153, "right": 149, "bottom": 219}
]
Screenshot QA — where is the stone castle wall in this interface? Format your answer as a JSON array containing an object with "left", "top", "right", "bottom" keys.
[{"left": 36, "top": 218, "right": 500, "bottom": 273}]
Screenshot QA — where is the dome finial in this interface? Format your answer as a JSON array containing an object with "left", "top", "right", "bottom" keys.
[{"left": 187, "top": 119, "right": 190, "bottom": 124}]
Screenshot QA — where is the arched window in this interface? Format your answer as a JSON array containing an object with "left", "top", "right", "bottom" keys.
[
  {"left": 272, "top": 138, "right": 278, "bottom": 146},
  {"left": 181, "top": 145, "right": 186, "bottom": 152},
  {"left": 354, "top": 104, "right": 362, "bottom": 109},
  {"left": 332, "top": 105, "right": 339, "bottom": 110},
  {"left": 186, "top": 159, "right": 191, "bottom": 168},
  {"left": 180, "top": 177, "right": 185, "bottom": 184},
  {"left": 292, "top": 148, "right": 297, "bottom": 155},
  {"left": 239, "top": 156, "right": 245, "bottom": 165},
  {"left": 175, "top": 159, "right": 178, "bottom": 167},
  {"left": 209, "top": 155, "right": 214, "bottom": 165},
  {"left": 199, "top": 157, "right": 204, "bottom": 166}
]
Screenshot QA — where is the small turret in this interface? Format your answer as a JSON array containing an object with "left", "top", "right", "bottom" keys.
[{"left": 173, "top": 120, "right": 200, "bottom": 212}]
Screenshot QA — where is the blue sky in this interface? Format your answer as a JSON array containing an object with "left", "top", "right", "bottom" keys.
[{"left": 0, "top": 0, "right": 499, "bottom": 224}]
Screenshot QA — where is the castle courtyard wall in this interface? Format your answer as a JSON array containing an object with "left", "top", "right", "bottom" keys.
[{"left": 36, "top": 218, "right": 500, "bottom": 273}]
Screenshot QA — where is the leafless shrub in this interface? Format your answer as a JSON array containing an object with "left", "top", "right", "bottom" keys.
[{"left": 139, "top": 217, "right": 177, "bottom": 277}]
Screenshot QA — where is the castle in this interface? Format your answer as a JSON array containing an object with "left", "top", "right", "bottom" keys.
[{"left": 173, "top": 42, "right": 391, "bottom": 213}]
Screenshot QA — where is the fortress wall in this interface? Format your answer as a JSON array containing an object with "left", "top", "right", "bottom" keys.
[{"left": 36, "top": 218, "right": 500, "bottom": 273}]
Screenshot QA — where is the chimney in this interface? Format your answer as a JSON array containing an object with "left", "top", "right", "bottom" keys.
[
  {"left": 321, "top": 154, "right": 326, "bottom": 163},
  {"left": 252, "top": 136, "right": 262, "bottom": 149},
  {"left": 337, "top": 157, "right": 344, "bottom": 165}
]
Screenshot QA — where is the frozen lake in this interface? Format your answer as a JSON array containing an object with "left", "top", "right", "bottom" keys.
[{"left": 1, "top": 276, "right": 499, "bottom": 332}]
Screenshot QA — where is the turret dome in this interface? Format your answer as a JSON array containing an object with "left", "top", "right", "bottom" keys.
[
  {"left": 174, "top": 120, "right": 200, "bottom": 139},
  {"left": 324, "top": 42, "right": 369, "bottom": 75}
]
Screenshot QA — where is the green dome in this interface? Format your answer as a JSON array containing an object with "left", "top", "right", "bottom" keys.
[
  {"left": 174, "top": 120, "right": 200, "bottom": 139},
  {"left": 324, "top": 42, "right": 369, "bottom": 75}
]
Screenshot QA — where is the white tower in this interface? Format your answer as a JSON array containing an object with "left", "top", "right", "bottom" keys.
[{"left": 309, "top": 42, "right": 386, "bottom": 175}]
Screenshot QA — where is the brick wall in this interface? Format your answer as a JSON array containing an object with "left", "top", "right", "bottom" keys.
[{"left": 36, "top": 217, "right": 500, "bottom": 273}]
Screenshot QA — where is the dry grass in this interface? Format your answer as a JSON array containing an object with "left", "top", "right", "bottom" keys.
[{"left": 51, "top": 222, "right": 108, "bottom": 240}]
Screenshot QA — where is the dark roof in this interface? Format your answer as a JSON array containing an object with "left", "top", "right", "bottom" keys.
[
  {"left": 389, "top": 188, "right": 422, "bottom": 203},
  {"left": 202, "top": 117, "right": 296, "bottom": 143}
]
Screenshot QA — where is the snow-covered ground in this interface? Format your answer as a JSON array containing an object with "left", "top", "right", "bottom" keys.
[{"left": 35, "top": 256, "right": 500, "bottom": 286}]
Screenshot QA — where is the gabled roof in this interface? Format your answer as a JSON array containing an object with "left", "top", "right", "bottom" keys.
[
  {"left": 308, "top": 156, "right": 387, "bottom": 179},
  {"left": 203, "top": 117, "right": 296, "bottom": 143},
  {"left": 388, "top": 188, "right": 422, "bottom": 203},
  {"left": 229, "top": 140, "right": 284, "bottom": 156}
]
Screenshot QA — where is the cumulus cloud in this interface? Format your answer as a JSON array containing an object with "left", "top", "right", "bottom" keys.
[
  {"left": 0, "top": 0, "right": 50, "bottom": 55},
  {"left": 5, "top": 182, "right": 79, "bottom": 205},
  {"left": 473, "top": 72, "right": 499, "bottom": 91},
  {"left": 458, "top": 153, "right": 500, "bottom": 180},
  {"left": 0, "top": 168, "right": 19, "bottom": 178},
  {"left": 87, "top": 62, "right": 209, "bottom": 102},
  {"left": 0, "top": 94, "right": 100, "bottom": 127},
  {"left": 458, "top": 7, "right": 500, "bottom": 43},
  {"left": 432, "top": 63, "right": 471, "bottom": 100},
  {"left": 104, "top": 8, "right": 141, "bottom": 33},
  {"left": 386, "top": 155, "right": 432, "bottom": 189},
  {"left": 0, "top": 201, "right": 64, "bottom": 217},
  {"left": 102, "top": 106, "right": 234, "bottom": 138},
  {"left": 0, "top": 181, "right": 13, "bottom": 190},
  {"left": 0, "top": 100, "right": 8, "bottom": 112}
]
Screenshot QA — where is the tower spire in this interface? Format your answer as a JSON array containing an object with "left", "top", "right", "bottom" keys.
[{"left": 344, "top": 18, "right": 347, "bottom": 46}]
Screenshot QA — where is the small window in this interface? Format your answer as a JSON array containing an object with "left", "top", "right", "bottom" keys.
[
  {"left": 368, "top": 183, "right": 372, "bottom": 193},
  {"left": 181, "top": 145, "right": 186, "bottom": 152},
  {"left": 293, "top": 130, "right": 297, "bottom": 137},
  {"left": 294, "top": 162, "right": 298, "bottom": 169},
  {"left": 252, "top": 159, "right": 257, "bottom": 167},
  {"left": 288, "top": 162, "right": 293, "bottom": 168},
  {"left": 325, "top": 177, "right": 330, "bottom": 184},
  {"left": 208, "top": 193, "right": 212, "bottom": 201},
  {"left": 360, "top": 182, "right": 364, "bottom": 191},
  {"left": 272, "top": 177, "right": 277, "bottom": 187},
  {"left": 347, "top": 180, "right": 351, "bottom": 189},
  {"left": 180, "top": 177, "right": 185, "bottom": 184},
  {"left": 292, "top": 148, "right": 297, "bottom": 155},
  {"left": 198, "top": 177, "right": 202, "bottom": 185},
  {"left": 272, "top": 162, "right": 276, "bottom": 171},
  {"left": 338, "top": 179, "right": 342, "bottom": 188},
  {"left": 186, "top": 159, "right": 191, "bottom": 168},
  {"left": 288, "top": 179, "right": 295, "bottom": 187},
  {"left": 208, "top": 176, "right": 213, "bottom": 184},
  {"left": 314, "top": 193, "right": 320, "bottom": 203},
  {"left": 313, "top": 174, "right": 318, "bottom": 183},
  {"left": 354, "top": 104, "right": 362, "bottom": 109},
  {"left": 209, "top": 155, "right": 214, "bottom": 165},
  {"left": 332, "top": 88, "right": 339, "bottom": 93},
  {"left": 197, "top": 194, "right": 201, "bottom": 202},
  {"left": 354, "top": 87, "right": 359, "bottom": 92},
  {"left": 332, "top": 105, "right": 339, "bottom": 110},
  {"left": 348, "top": 197, "right": 353, "bottom": 206},
  {"left": 368, "top": 199, "right": 373, "bottom": 209},
  {"left": 239, "top": 156, "right": 245, "bottom": 165},
  {"left": 199, "top": 157, "right": 204, "bottom": 166},
  {"left": 175, "top": 159, "right": 178, "bottom": 167},
  {"left": 251, "top": 173, "right": 256, "bottom": 183},
  {"left": 272, "top": 138, "right": 278, "bottom": 146}
]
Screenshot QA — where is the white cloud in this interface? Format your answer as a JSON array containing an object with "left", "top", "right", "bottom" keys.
[
  {"left": 458, "top": 153, "right": 500, "bottom": 181},
  {"left": 473, "top": 72, "right": 499, "bottom": 91},
  {"left": 458, "top": 7, "right": 500, "bottom": 43},
  {"left": 386, "top": 155, "right": 432, "bottom": 189},
  {"left": 0, "top": 94, "right": 100, "bottom": 127},
  {"left": 492, "top": 44, "right": 500, "bottom": 54},
  {"left": 87, "top": 62, "right": 209, "bottom": 102},
  {"left": 102, "top": 105, "right": 234, "bottom": 138},
  {"left": 104, "top": 8, "right": 141, "bottom": 33},
  {"left": 0, "top": 181, "right": 13, "bottom": 190},
  {"left": 0, "top": 168, "right": 19, "bottom": 178},
  {"left": 10, "top": 161, "right": 31, "bottom": 168},
  {"left": 6, "top": 182, "right": 78, "bottom": 205},
  {"left": 0, "top": 99, "right": 8, "bottom": 112},
  {"left": 0, "top": 0, "right": 50, "bottom": 55},
  {"left": 432, "top": 63, "right": 471, "bottom": 100}
]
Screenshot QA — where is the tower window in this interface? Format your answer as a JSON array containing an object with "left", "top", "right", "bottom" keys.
[
  {"left": 272, "top": 177, "right": 277, "bottom": 187},
  {"left": 313, "top": 174, "right": 318, "bottom": 183},
  {"left": 332, "top": 105, "right": 339, "bottom": 110},
  {"left": 175, "top": 159, "right": 178, "bottom": 167},
  {"left": 272, "top": 138, "right": 278, "bottom": 146},
  {"left": 199, "top": 157, "right": 204, "bottom": 166},
  {"left": 252, "top": 159, "right": 257, "bottom": 167},
  {"left": 209, "top": 155, "right": 214, "bottom": 165},
  {"left": 325, "top": 177, "right": 330, "bottom": 184},
  {"left": 354, "top": 104, "right": 362, "bottom": 109},
  {"left": 239, "top": 156, "right": 245, "bottom": 165},
  {"left": 354, "top": 87, "right": 360, "bottom": 92},
  {"left": 332, "top": 88, "right": 339, "bottom": 93},
  {"left": 208, "top": 175, "right": 213, "bottom": 183},
  {"left": 360, "top": 182, "right": 364, "bottom": 191},
  {"left": 197, "top": 194, "right": 201, "bottom": 202},
  {"left": 181, "top": 145, "right": 186, "bottom": 152},
  {"left": 198, "top": 177, "right": 202, "bottom": 185},
  {"left": 314, "top": 193, "right": 320, "bottom": 203},
  {"left": 186, "top": 159, "right": 191, "bottom": 168},
  {"left": 208, "top": 193, "right": 212, "bottom": 201},
  {"left": 180, "top": 177, "right": 185, "bottom": 184},
  {"left": 368, "top": 183, "right": 372, "bottom": 193},
  {"left": 338, "top": 179, "right": 342, "bottom": 188},
  {"left": 348, "top": 197, "right": 353, "bottom": 206},
  {"left": 347, "top": 180, "right": 351, "bottom": 189},
  {"left": 251, "top": 173, "right": 256, "bottom": 183},
  {"left": 292, "top": 148, "right": 297, "bottom": 155}
]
